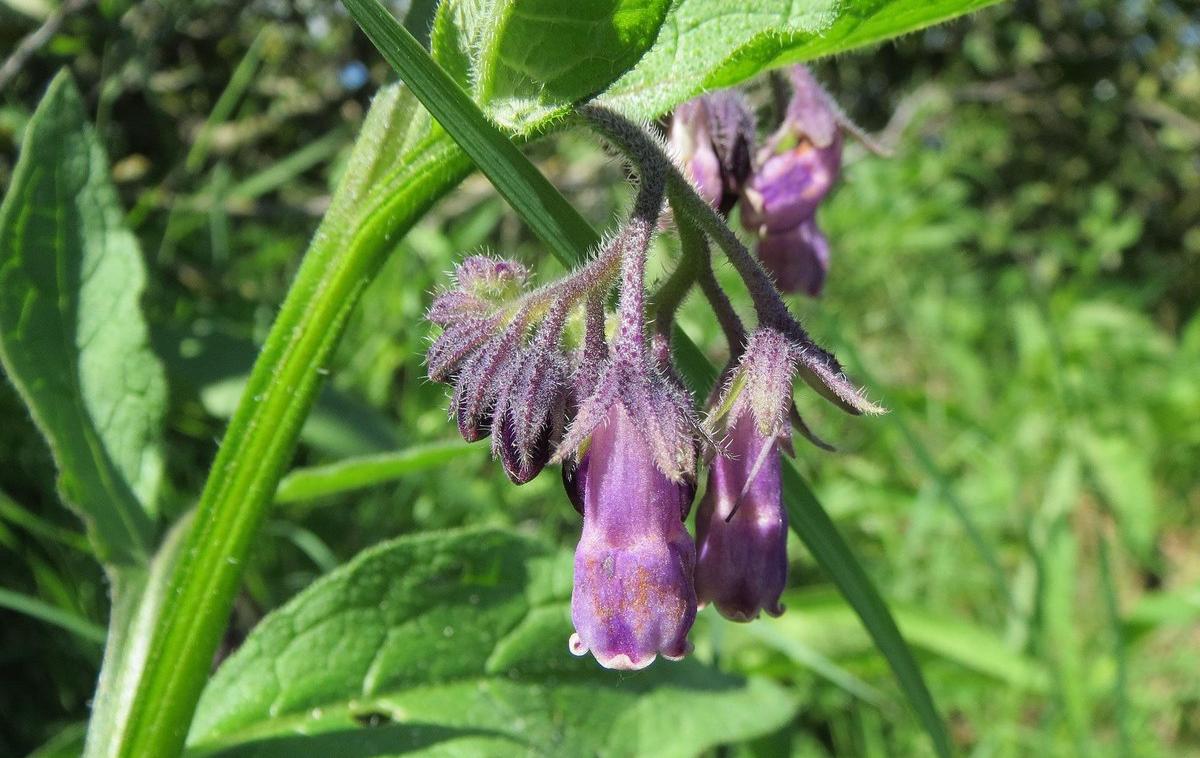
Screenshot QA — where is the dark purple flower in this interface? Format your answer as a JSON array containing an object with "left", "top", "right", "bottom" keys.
[
  {"left": 568, "top": 403, "right": 697, "bottom": 670},
  {"left": 696, "top": 328, "right": 797, "bottom": 621},
  {"left": 695, "top": 412, "right": 787, "bottom": 621},
  {"left": 755, "top": 218, "right": 830, "bottom": 296}
]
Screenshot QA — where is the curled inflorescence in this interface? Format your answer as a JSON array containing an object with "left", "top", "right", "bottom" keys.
[{"left": 425, "top": 66, "right": 886, "bottom": 670}]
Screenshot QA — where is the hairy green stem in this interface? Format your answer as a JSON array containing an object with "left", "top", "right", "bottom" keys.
[{"left": 109, "top": 129, "right": 472, "bottom": 758}]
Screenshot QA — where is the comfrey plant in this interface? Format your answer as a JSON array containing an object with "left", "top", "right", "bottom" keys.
[{"left": 426, "top": 67, "right": 884, "bottom": 670}]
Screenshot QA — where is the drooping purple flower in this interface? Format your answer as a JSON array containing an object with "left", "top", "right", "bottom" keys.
[
  {"left": 739, "top": 65, "right": 844, "bottom": 296},
  {"left": 740, "top": 132, "right": 842, "bottom": 234},
  {"left": 669, "top": 92, "right": 756, "bottom": 215},
  {"left": 696, "top": 328, "right": 797, "bottom": 621},
  {"left": 755, "top": 218, "right": 831, "bottom": 297},
  {"left": 695, "top": 413, "right": 787, "bottom": 621},
  {"left": 568, "top": 402, "right": 697, "bottom": 669}
]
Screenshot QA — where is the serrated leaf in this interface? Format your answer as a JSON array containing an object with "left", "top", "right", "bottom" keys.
[
  {"left": 431, "top": 0, "right": 673, "bottom": 133},
  {"left": 189, "top": 529, "right": 797, "bottom": 757},
  {"left": 601, "top": 0, "right": 1004, "bottom": 120},
  {"left": 0, "top": 71, "right": 166, "bottom": 566}
]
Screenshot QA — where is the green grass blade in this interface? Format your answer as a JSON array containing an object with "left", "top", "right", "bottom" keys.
[
  {"left": 1098, "top": 534, "right": 1131, "bottom": 757},
  {"left": 0, "top": 586, "right": 106, "bottom": 644},
  {"left": 343, "top": 4, "right": 950, "bottom": 755},
  {"left": 783, "top": 462, "right": 952, "bottom": 758},
  {"left": 275, "top": 440, "right": 477, "bottom": 503}
]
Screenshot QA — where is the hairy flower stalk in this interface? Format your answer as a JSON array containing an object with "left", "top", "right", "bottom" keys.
[{"left": 578, "top": 103, "right": 884, "bottom": 417}]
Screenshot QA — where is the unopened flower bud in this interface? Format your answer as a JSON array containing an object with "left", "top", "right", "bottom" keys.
[
  {"left": 569, "top": 403, "right": 697, "bottom": 669},
  {"left": 453, "top": 255, "right": 528, "bottom": 302}
]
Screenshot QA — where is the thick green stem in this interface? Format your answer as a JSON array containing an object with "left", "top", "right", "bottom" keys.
[{"left": 110, "top": 129, "right": 472, "bottom": 758}]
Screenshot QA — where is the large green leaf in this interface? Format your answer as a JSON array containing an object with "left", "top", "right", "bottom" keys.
[
  {"left": 431, "top": 0, "right": 672, "bottom": 133},
  {"left": 189, "top": 529, "right": 797, "bottom": 756},
  {"left": 0, "top": 71, "right": 166, "bottom": 566},
  {"left": 600, "top": 0, "right": 1005, "bottom": 120}
]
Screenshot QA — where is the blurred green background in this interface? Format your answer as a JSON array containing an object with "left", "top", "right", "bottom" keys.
[{"left": 1, "top": 0, "right": 1198, "bottom": 755}]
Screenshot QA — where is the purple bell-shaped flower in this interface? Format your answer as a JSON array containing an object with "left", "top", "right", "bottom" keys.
[
  {"left": 696, "top": 328, "right": 797, "bottom": 621},
  {"left": 695, "top": 412, "right": 787, "bottom": 621},
  {"left": 568, "top": 402, "right": 697, "bottom": 669}
]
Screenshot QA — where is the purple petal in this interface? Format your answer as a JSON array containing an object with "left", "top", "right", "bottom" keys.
[{"left": 755, "top": 219, "right": 831, "bottom": 296}]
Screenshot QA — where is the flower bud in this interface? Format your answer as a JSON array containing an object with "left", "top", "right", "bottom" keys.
[
  {"left": 755, "top": 218, "right": 830, "bottom": 296},
  {"left": 694, "top": 412, "right": 787, "bottom": 621},
  {"left": 669, "top": 92, "right": 756, "bottom": 215},
  {"left": 493, "top": 346, "right": 567, "bottom": 484},
  {"left": 453, "top": 255, "right": 528, "bottom": 302},
  {"left": 569, "top": 403, "right": 697, "bottom": 669}
]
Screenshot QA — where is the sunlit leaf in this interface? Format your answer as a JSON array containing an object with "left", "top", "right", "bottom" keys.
[
  {"left": 432, "top": 0, "right": 672, "bottom": 133},
  {"left": 0, "top": 71, "right": 167, "bottom": 566},
  {"left": 189, "top": 529, "right": 798, "bottom": 756},
  {"left": 601, "top": 0, "right": 1005, "bottom": 119}
]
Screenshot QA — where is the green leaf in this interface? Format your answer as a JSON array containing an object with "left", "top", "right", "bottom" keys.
[
  {"left": 84, "top": 514, "right": 195, "bottom": 758},
  {"left": 0, "top": 71, "right": 166, "bottom": 566},
  {"left": 0, "top": 585, "right": 106, "bottom": 643},
  {"left": 782, "top": 463, "right": 953, "bottom": 758},
  {"left": 431, "top": 0, "right": 672, "bottom": 133},
  {"left": 189, "top": 529, "right": 796, "bottom": 756},
  {"left": 601, "top": 0, "right": 1004, "bottom": 120},
  {"left": 346, "top": 7, "right": 951, "bottom": 755},
  {"left": 274, "top": 439, "right": 478, "bottom": 504},
  {"left": 1079, "top": 432, "right": 1158, "bottom": 564}
]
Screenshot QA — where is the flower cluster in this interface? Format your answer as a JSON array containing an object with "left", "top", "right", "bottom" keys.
[
  {"left": 670, "top": 66, "right": 854, "bottom": 297},
  {"left": 426, "top": 85, "right": 883, "bottom": 671}
]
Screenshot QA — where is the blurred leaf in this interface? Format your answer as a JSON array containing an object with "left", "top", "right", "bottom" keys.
[
  {"left": 782, "top": 465, "right": 951, "bottom": 758},
  {"left": 780, "top": 589, "right": 1051, "bottom": 693},
  {"left": 189, "top": 529, "right": 798, "bottom": 756},
  {"left": 0, "top": 71, "right": 166, "bottom": 566},
  {"left": 600, "top": 0, "right": 1004, "bottom": 119},
  {"left": 1079, "top": 433, "right": 1158, "bottom": 564},
  {"left": 28, "top": 723, "right": 87, "bottom": 758},
  {"left": 0, "top": 586, "right": 105, "bottom": 643},
  {"left": 431, "top": 0, "right": 672, "bottom": 133},
  {"left": 275, "top": 440, "right": 477, "bottom": 503}
]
